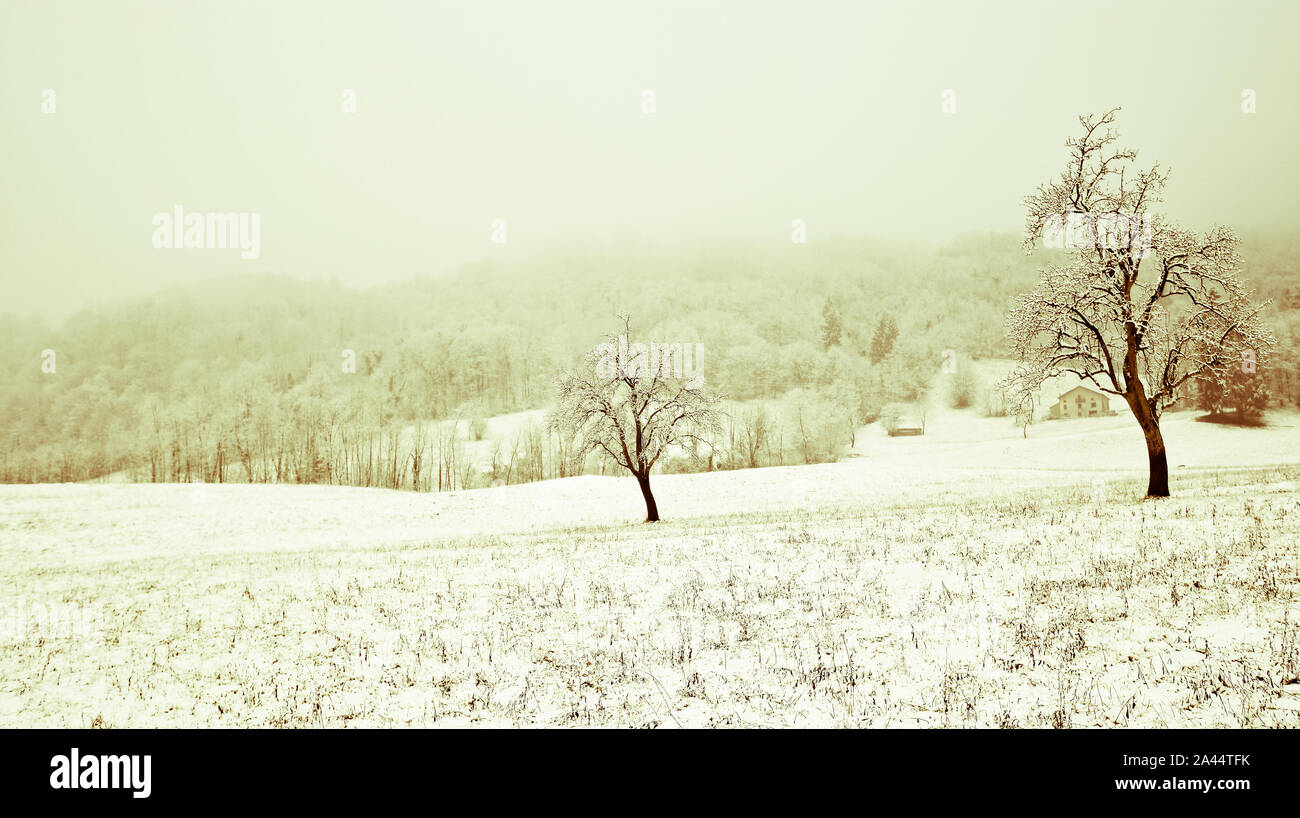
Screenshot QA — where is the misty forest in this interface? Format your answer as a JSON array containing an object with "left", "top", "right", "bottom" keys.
[{"left": 4, "top": 227, "right": 1298, "bottom": 493}]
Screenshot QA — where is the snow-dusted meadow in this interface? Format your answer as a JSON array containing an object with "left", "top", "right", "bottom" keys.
[{"left": 2, "top": 410, "right": 1298, "bottom": 727}]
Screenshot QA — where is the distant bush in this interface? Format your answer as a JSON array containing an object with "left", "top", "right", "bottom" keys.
[
  {"left": 950, "top": 366, "right": 978, "bottom": 409},
  {"left": 1196, "top": 366, "right": 1269, "bottom": 425}
]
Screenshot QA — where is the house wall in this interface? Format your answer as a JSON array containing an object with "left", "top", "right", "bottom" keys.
[{"left": 1051, "top": 388, "right": 1108, "bottom": 419}]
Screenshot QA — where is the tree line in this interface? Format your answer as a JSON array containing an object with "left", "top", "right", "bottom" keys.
[{"left": 2, "top": 229, "right": 1295, "bottom": 489}]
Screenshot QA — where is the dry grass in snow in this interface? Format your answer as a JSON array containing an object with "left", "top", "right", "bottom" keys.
[{"left": 2, "top": 449, "right": 1298, "bottom": 728}]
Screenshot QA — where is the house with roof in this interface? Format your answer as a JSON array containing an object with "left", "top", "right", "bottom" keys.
[{"left": 1047, "top": 385, "right": 1117, "bottom": 420}]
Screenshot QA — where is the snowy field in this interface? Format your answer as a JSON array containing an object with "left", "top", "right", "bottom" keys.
[{"left": 2, "top": 410, "right": 1299, "bottom": 727}]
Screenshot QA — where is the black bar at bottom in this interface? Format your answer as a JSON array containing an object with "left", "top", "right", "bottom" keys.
[{"left": 0, "top": 729, "right": 1282, "bottom": 805}]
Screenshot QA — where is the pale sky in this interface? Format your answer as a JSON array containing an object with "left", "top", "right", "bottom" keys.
[{"left": 3, "top": 0, "right": 1298, "bottom": 319}]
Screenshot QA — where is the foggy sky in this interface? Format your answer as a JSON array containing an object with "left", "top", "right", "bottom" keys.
[{"left": 3, "top": 0, "right": 1297, "bottom": 320}]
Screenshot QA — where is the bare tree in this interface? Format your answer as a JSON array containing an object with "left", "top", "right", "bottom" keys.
[
  {"left": 548, "top": 422, "right": 584, "bottom": 479},
  {"left": 409, "top": 422, "right": 427, "bottom": 491},
  {"left": 550, "top": 316, "right": 722, "bottom": 522},
  {"left": 1013, "top": 394, "right": 1034, "bottom": 439},
  {"left": 1005, "top": 108, "right": 1275, "bottom": 496},
  {"left": 739, "top": 405, "right": 768, "bottom": 469}
]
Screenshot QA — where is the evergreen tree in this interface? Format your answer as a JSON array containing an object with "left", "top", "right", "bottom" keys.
[
  {"left": 869, "top": 314, "right": 899, "bottom": 364},
  {"left": 820, "top": 298, "right": 843, "bottom": 350}
]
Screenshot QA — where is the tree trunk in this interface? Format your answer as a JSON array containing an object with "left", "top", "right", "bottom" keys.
[
  {"left": 1125, "top": 383, "right": 1171, "bottom": 498},
  {"left": 635, "top": 472, "right": 660, "bottom": 522},
  {"left": 1142, "top": 422, "right": 1170, "bottom": 497}
]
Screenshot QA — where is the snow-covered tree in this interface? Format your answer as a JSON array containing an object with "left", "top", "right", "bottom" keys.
[
  {"left": 1196, "top": 353, "right": 1270, "bottom": 423},
  {"left": 550, "top": 317, "right": 722, "bottom": 521},
  {"left": 1004, "top": 108, "right": 1275, "bottom": 496}
]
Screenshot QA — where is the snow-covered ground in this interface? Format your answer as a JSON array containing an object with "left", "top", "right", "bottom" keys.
[{"left": 2, "top": 408, "right": 1298, "bottom": 727}]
